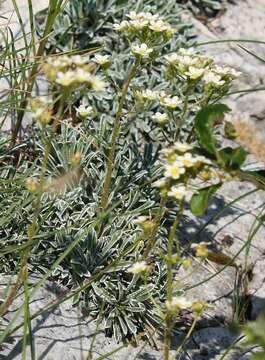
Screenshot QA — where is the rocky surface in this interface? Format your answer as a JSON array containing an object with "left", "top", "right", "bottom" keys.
[
  {"left": 178, "top": 1, "right": 265, "bottom": 357},
  {"left": 0, "top": 276, "right": 251, "bottom": 360},
  {"left": 190, "top": 0, "right": 265, "bottom": 133},
  {"left": 1, "top": 0, "right": 265, "bottom": 359},
  {"left": 0, "top": 276, "right": 171, "bottom": 360}
]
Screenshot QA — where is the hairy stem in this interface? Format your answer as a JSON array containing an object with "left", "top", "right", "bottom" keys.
[
  {"left": 175, "top": 315, "right": 199, "bottom": 356},
  {"left": 100, "top": 58, "right": 140, "bottom": 209},
  {"left": 164, "top": 200, "right": 184, "bottom": 360},
  {"left": 143, "top": 196, "right": 166, "bottom": 259},
  {"left": 0, "top": 94, "right": 66, "bottom": 317}
]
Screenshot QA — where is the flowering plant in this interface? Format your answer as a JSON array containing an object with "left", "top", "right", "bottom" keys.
[{"left": 1, "top": 2, "right": 265, "bottom": 359}]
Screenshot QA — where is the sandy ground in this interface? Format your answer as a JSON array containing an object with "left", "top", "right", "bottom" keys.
[{"left": 1, "top": 0, "right": 265, "bottom": 359}]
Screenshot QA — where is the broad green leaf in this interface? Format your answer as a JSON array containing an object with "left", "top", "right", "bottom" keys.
[
  {"left": 190, "top": 183, "right": 222, "bottom": 217},
  {"left": 224, "top": 121, "right": 237, "bottom": 139},
  {"left": 252, "top": 352, "right": 265, "bottom": 360},
  {"left": 195, "top": 104, "right": 231, "bottom": 155},
  {"left": 218, "top": 146, "right": 247, "bottom": 169}
]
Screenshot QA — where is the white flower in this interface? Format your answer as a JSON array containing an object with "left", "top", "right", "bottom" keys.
[
  {"left": 47, "top": 55, "right": 72, "bottom": 68},
  {"left": 168, "top": 185, "right": 188, "bottom": 200},
  {"left": 164, "top": 53, "right": 179, "bottom": 64},
  {"left": 178, "top": 152, "right": 197, "bottom": 168},
  {"left": 71, "top": 55, "right": 89, "bottom": 66},
  {"left": 128, "top": 261, "right": 149, "bottom": 274},
  {"left": 130, "top": 19, "right": 148, "bottom": 30},
  {"left": 195, "top": 155, "right": 212, "bottom": 165},
  {"left": 127, "top": 11, "right": 138, "bottom": 20},
  {"left": 203, "top": 71, "right": 225, "bottom": 87},
  {"left": 56, "top": 68, "right": 90, "bottom": 86},
  {"left": 76, "top": 104, "right": 93, "bottom": 118},
  {"left": 127, "top": 11, "right": 158, "bottom": 22},
  {"left": 113, "top": 20, "right": 130, "bottom": 31},
  {"left": 164, "top": 162, "right": 185, "bottom": 179},
  {"left": 131, "top": 43, "right": 153, "bottom": 58},
  {"left": 74, "top": 68, "right": 91, "bottom": 83},
  {"left": 152, "top": 112, "right": 169, "bottom": 124},
  {"left": 94, "top": 54, "right": 110, "bottom": 65},
  {"left": 185, "top": 66, "right": 205, "bottom": 80},
  {"left": 90, "top": 76, "right": 106, "bottom": 91},
  {"left": 213, "top": 65, "right": 231, "bottom": 76},
  {"left": 174, "top": 142, "right": 193, "bottom": 153},
  {"left": 179, "top": 55, "right": 197, "bottom": 67},
  {"left": 160, "top": 147, "right": 175, "bottom": 158},
  {"left": 143, "top": 12, "right": 159, "bottom": 22},
  {"left": 141, "top": 89, "right": 159, "bottom": 101},
  {"left": 149, "top": 19, "right": 169, "bottom": 32},
  {"left": 229, "top": 68, "right": 241, "bottom": 78},
  {"left": 161, "top": 96, "right": 181, "bottom": 109},
  {"left": 153, "top": 178, "right": 167, "bottom": 188},
  {"left": 57, "top": 69, "right": 106, "bottom": 90},
  {"left": 133, "top": 216, "right": 149, "bottom": 225},
  {"left": 178, "top": 48, "right": 194, "bottom": 56},
  {"left": 56, "top": 71, "right": 75, "bottom": 86},
  {"left": 213, "top": 65, "right": 241, "bottom": 78},
  {"left": 47, "top": 54, "right": 88, "bottom": 69},
  {"left": 166, "top": 296, "right": 193, "bottom": 312},
  {"left": 158, "top": 90, "right": 167, "bottom": 99}
]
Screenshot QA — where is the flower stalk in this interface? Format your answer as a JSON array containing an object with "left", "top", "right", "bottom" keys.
[
  {"left": 100, "top": 57, "right": 141, "bottom": 210},
  {"left": 164, "top": 199, "right": 184, "bottom": 360}
]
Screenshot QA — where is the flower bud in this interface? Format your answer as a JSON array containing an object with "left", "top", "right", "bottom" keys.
[
  {"left": 25, "top": 178, "right": 39, "bottom": 192},
  {"left": 69, "top": 152, "right": 82, "bottom": 166}
]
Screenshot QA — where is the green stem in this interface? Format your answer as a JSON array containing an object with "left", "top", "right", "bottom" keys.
[
  {"left": 143, "top": 196, "right": 166, "bottom": 259},
  {"left": 100, "top": 58, "right": 140, "bottom": 210},
  {"left": 175, "top": 84, "right": 191, "bottom": 140},
  {"left": 175, "top": 315, "right": 198, "bottom": 356},
  {"left": 0, "top": 93, "right": 66, "bottom": 317},
  {"left": 164, "top": 200, "right": 184, "bottom": 360},
  {"left": 187, "top": 90, "right": 213, "bottom": 143}
]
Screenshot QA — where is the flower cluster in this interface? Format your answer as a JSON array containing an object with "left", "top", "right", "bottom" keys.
[
  {"left": 114, "top": 11, "right": 174, "bottom": 60},
  {"left": 154, "top": 142, "right": 212, "bottom": 201},
  {"left": 114, "top": 11, "right": 174, "bottom": 41},
  {"left": 43, "top": 55, "right": 106, "bottom": 90},
  {"left": 165, "top": 48, "right": 212, "bottom": 80},
  {"left": 135, "top": 89, "right": 161, "bottom": 102},
  {"left": 165, "top": 48, "right": 241, "bottom": 91},
  {"left": 131, "top": 43, "right": 153, "bottom": 58},
  {"left": 152, "top": 112, "right": 168, "bottom": 125},
  {"left": 135, "top": 89, "right": 181, "bottom": 125},
  {"left": 160, "top": 95, "right": 181, "bottom": 109}
]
